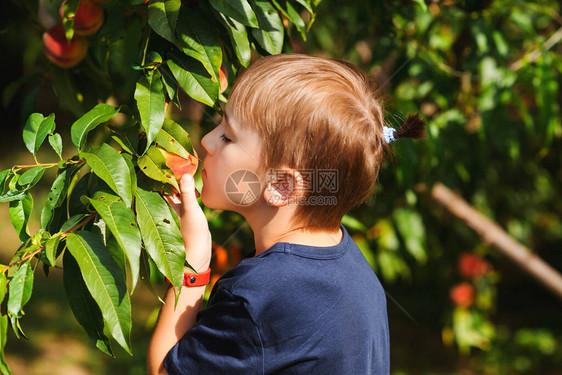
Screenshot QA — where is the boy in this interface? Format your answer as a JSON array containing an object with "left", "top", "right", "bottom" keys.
[{"left": 147, "top": 53, "right": 424, "bottom": 374}]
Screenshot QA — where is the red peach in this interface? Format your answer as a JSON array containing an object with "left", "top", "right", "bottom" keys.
[
  {"left": 450, "top": 283, "right": 475, "bottom": 308},
  {"left": 219, "top": 65, "right": 228, "bottom": 94},
  {"left": 157, "top": 147, "right": 199, "bottom": 183},
  {"left": 42, "top": 25, "right": 88, "bottom": 68},
  {"left": 458, "top": 252, "right": 492, "bottom": 279},
  {"left": 60, "top": 0, "right": 104, "bottom": 36}
]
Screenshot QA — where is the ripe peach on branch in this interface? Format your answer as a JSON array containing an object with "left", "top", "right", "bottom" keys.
[
  {"left": 42, "top": 24, "right": 88, "bottom": 68},
  {"left": 458, "top": 252, "right": 492, "bottom": 280},
  {"left": 60, "top": 0, "right": 105, "bottom": 36},
  {"left": 450, "top": 283, "right": 475, "bottom": 308}
]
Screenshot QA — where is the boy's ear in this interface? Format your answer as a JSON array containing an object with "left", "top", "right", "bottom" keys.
[{"left": 263, "top": 168, "right": 305, "bottom": 207}]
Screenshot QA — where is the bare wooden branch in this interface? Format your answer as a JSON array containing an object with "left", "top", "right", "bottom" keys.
[{"left": 430, "top": 182, "right": 562, "bottom": 300}]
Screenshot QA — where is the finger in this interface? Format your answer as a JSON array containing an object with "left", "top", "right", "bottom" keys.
[{"left": 179, "top": 174, "right": 199, "bottom": 213}]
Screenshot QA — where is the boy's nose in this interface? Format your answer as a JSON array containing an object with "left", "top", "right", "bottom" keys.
[{"left": 201, "top": 133, "right": 212, "bottom": 155}]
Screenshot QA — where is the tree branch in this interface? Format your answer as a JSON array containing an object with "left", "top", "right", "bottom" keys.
[{"left": 427, "top": 182, "right": 562, "bottom": 301}]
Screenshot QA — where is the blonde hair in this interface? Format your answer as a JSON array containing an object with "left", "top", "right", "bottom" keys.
[{"left": 228, "top": 53, "right": 390, "bottom": 232}]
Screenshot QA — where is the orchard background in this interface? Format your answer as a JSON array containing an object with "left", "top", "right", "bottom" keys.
[{"left": 1, "top": 0, "right": 562, "bottom": 374}]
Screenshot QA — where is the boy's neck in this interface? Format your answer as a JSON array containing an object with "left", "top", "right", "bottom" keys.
[{"left": 252, "top": 224, "right": 343, "bottom": 256}]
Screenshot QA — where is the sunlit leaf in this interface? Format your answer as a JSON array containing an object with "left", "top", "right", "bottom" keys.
[
  {"left": 66, "top": 232, "right": 132, "bottom": 354},
  {"left": 71, "top": 104, "right": 120, "bottom": 150},
  {"left": 80, "top": 143, "right": 136, "bottom": 207}
]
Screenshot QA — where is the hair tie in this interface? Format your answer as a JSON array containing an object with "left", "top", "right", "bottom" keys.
[
  {"left": 383, "top": 126, "right": 397, "bottom": 144},
  {"left": 382, "top": 114, "right": 427, "bottom": 144}
]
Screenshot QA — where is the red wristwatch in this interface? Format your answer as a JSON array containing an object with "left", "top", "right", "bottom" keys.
[{"left": 166, "top": 267, "right": 211, "bottom": 287}]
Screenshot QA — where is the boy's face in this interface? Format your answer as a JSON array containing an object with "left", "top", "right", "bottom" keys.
[{"left": 200, "top": 104, "right": 264, "bottom": 211}]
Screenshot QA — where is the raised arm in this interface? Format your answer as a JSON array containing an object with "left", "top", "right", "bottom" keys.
[{"left": 147, "top": 174, "right": 212, "bottom": 375}]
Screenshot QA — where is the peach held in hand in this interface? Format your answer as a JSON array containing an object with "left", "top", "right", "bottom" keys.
[{"left": 42, "top": 24, "right": 88, "bottom": 68}]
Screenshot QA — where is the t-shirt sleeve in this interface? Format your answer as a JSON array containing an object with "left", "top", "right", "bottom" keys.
[{"left": 163, "top": 286, "right": 264, "bottom": 375}]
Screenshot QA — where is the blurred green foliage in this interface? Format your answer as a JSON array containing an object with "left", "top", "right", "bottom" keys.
[{"left": 1, "top": 0, "right": 561, "bottom": 373}]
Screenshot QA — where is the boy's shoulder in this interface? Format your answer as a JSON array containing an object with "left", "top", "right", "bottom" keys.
[{"left": 211, "top": 224, "right": 387, "bottom": 320}]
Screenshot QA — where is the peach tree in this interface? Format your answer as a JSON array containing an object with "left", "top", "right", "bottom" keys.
[{"left": 0, "top": 0, "right": 319, "bottom": 373}]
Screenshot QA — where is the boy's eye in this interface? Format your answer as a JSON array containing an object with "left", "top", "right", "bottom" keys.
[{"left": 220, "top": 134, "right": 232, "bottom": 143}]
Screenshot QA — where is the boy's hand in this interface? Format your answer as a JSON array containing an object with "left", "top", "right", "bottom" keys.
[{"left": 165, "top": 174, "right": 211, "bottom": 272}]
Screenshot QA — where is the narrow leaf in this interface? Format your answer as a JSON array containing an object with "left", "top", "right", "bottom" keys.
[
  {"left": 40, "top": 167, "right": 75, "bottom": 229},
  {"left": 71, "top": 104, "right": 120, "bottom": 150},
  {"left": 217, "top": 12, "right": 251, "bottom": 67},
  {"left": 49, "top": 133, "right": 63, "bottom": 159},
  {"left": 0, "top": 274, "right": 7, "bottom": 305},
  {"left": 80, "top": 143, "right": 136, "bottom": 207},
  {"left": 88, "top": 192, "right": 142, "bottom": 293},
  {"left": 0, "top": 169, "right": 11, "bottom": 193},
  {"left": 17, "top": 166, "right": 47, "bottom": 190},
  {"left": 154, "top": 118, "right": 195, "bottom": 158},
  {"left": 0, "top": 314, "right": 11, "bottom": 375},
  {"left": 167, "top": 52, "right": 219, "bottom": 107},
  {"left": 175, "top": 8, "right": 222, "bottom": 83},
  {"left": 135, "top": 70, "right": 166, "bottom": 153},
  {"left": 210, "top": 0, "right": 259, "bottom": 28},
  {"left": 66, "top": 232, "right": 132, "bottom": 354},
  {"left": 148, "top": 0, "right": 181, "bottom": 44},
  {"left": 9, "top": 192, "right": 33, "bottom": 242},
  {"left": 138, "top": 146, "right": 179, "bottom": 191},
  {"left": 7, "top": 262, "right": 34, "bottom": 318},
  {"left": 22, "top": 113, "right": 55, "bottom": 156},
  {"left": 0, "top": 190, "right": 26, "bottom": 203},
  {"left": 45, "top": 235, "right": 61, "bottom": 267},
  {"left": 135, "top": 188, "right": 185, "bottom": 290},
  {"left": 63, "top": 251, "right": 114, "bottom": 356},
  {"left": 251, "top": 0, "right": 284, "bottom": 55}
]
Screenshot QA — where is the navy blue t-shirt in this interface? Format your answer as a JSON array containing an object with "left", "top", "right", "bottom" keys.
[{"left": 164, "top": 223, "right": 390, "bottom": 374}]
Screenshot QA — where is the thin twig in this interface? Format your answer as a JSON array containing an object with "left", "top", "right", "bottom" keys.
[{"left": 1, "top": 212, "right": 96, "bottom": 274}]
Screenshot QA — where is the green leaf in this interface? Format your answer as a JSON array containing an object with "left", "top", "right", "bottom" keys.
[
  {"left": 49, "top": 133, "right": 63, "bottom": 160},
  {"left": 271, "top": 0, "right": 307, "bottom": 41},
  {"left": 7, "top": 262, "right": 34, "bottom": 318},
  {"left": 80, "top": 143, "right": 136, "bottom": 207},
  {"left": 138, "top": 146, "right": 179, "bottom": 191},
  {"left": 155, "top": 118, "right": 195, "bottom": 158},
  {"left": 9, "top": 192, "right": 33, "bottom": 242},
  {"left": 45, "top": 235, "right": 61, "bottom": 267},
  {"left": 88, "top": 192, "right": 142, "bottom": 293},
  {"left": 210, "top": 0, "right": 259, "bottom": 28},
  {"left": 0, "top": 314, "right": 11, "bottom": 375},
  {"left": 251, "top": 0, "right": 284, "bottom": 55},
  {"left": 148, "top": 0, "right": 181, "bottom": 44},
  {"left": 0, "top": 169, "right": 11, "bottom": 193},
  {"left": 139, "top": 249, "right": 164, "bottom": 303},
  {"left": 394, "top": 208, "right": 427, "bottom": 264},
  {"left": 160, "top": 66, "right": 181, "bottom": 108},
  {"left": 216, "top": 12, "right": 251, "bottom": 67},
  {"left": 0, "top": 190, "right": 26, "bottom": 203},
  {"left": 0, "top": 273, "right": 7, "bottom": 305},
  {"left": 175, "top": 7, "right": 222, "bottom": 83},
  {"left": 167, "top": 52, "right": 219, "bottom": 107},
  {"left": 22, "top": 113, "right": 56, "bottom": 157},
  {"left": 40, "top": 167, "right": 76, "bottom": 230},
  {"left": 66, "top": 232, "right": 132, "bottom": 354},
  {"left": 135, "top": 188, "right": 185, "bottom": 290},
  {"left": 63, "top": 251, "right": 114, "bottom": 356},
  {"left": 412, "top": 0, "right": 429, "bottom": 13},
  {"left": 17, "top": 166, "right": 47, "bottom": 190},
  {"left": 135, "top": 70, "right": 166, "bottom": 153},
  {"left": 61, "top": 0, "right": 81, "bottom": 42},
  {"left": 71, "top": 104, "right": 120, "bottom": 150}
]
